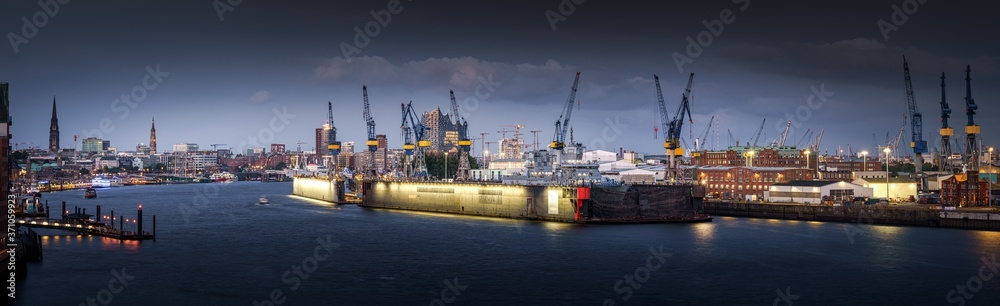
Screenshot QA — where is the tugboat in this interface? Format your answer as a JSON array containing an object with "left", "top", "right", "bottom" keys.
[{"left": 85, "top": 187, "right": 97, "bottom": 199}]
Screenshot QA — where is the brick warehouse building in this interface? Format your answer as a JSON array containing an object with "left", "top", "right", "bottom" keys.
[
  {"left": 696, "top": 166, "right": 815, "bottom": 200},
  {"left": 691, "top": 146, "right": 817, "bottom": 169},
  {"left": 941, "top": 172, "right": 989, "bottom": 207}
]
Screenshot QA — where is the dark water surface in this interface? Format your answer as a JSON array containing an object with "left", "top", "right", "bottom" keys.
[{"left": 15, "top": 182, "right": 1000, "bottom": 305}]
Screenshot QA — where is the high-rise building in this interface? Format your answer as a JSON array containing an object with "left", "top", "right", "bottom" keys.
[
  {"left": 82, "top": 137, "right": 105, "bottom": 153},
  {"left": 150, "top": 116, "right": 157, "bottom": 154},
  {"left": 1, "top": 83, "right": 12, "bottom": 229},
  {"left": 49, "top": 95, "right": 59, "bottom": 153},
  {"left": 376, "top": 134, "right": 388, "bottom": 172},
  {"left": 422, "top": 108, "right": 461, "bottom": 153},
  {"left": 173, "top": 143, "right": 199, "bottom": 153},
  {"left": 270, "top": 144, "right": 286, "bottom": 154},
  {"left": 315, "top": 124, "right": 332, "bottom": 157}
]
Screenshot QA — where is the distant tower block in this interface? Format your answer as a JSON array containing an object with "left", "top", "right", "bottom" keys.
[
  {"left": 49, "top": 95, "right": 59, "bottom": 153},
  {"left": 150, "top": 116, "right": 157, "bottom": 154}
]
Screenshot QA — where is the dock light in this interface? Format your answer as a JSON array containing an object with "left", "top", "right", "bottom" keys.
[
  {"left": 883, "top": 147, "right": 891, "bottom": 201},
  {"left": 861, "top": 151, "right": 869, "bottom": 172}
]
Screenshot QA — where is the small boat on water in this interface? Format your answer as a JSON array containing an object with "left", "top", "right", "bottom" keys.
[
  {"left": 85, "top": 188, "right": 97, "bottom": 199},
  {"left": 211, "top": 172, "right": 237, "bottom": 183},
  {"left": 258, "top": 197, "right": 269, "bottom": 205}
]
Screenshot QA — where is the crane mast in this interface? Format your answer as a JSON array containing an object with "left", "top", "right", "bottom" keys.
[
  {"left": 658, "top": 73, "right": 694, "bottom": 183},
  {"left": 902, "top": 58, "right": 928, "bottom": 192},
  {"left": 327, "top": 101, "right": 342, "bottom": 177},
  {"left": 550, "top": 72, "right": 581, "bottom": 151},
  {"left": 362, "top": 86, "right": 378, "bottom": 178},
  {"left": 939, "top": 73, "right": 953, "bottom": 172},
  {"left": 401, "top": 101, "right": 428, "bottom": 179},
  {"left": 964, "top": 65, "right": 979, "bottom": 172},
  {"left": 451, "top": 90, "right": 471, "bottom": 180}
]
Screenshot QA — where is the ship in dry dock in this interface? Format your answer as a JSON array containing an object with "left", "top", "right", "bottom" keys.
[{"left": 292, "top": 72, "right": 711, "bottom": 223}]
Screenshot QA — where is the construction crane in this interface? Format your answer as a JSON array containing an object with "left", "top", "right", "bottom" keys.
[
  {"left": 210, "top": 144, "right": 227, "bottom": 151},
  {"left": 479, "top": 132, "right": 490, "bottom": 160},
  {"left": 811, "top": 128, "right": 824, "bottom": 152},
  {"left": 727, "top": 129, "right": 738, "bottom": 147},
  {"left": 695, "top": 115, "right": 715, "bottom": 151},
  {"left": 749, "top": 119, "right": 766, "bottom": 148},
  {"left": 795, "top": 128, "right": 813, "bottom": 148},
  {"left": 529, "top": 130, "right": 543, "bottom": 152},
  {"left": 778, "top": 120, "right": 791, "bottom": 147},
  {"left": 295, "top": 141, "right": 307, "bottom": 152},
  {"left": 451, "top": 90, "right": 472, "bottom": 180},
  {"left": 963, "top": 65, "right": 979, "bottom": 172},
  {"left": 891, "top": 116, "right": 906, "bottom": 156},
  {"left": 362, "top": 85, "right": 378, "bottom": 178},
  {"left": 901, "top": 57, "right": 928, "bottom": 192},
  {"left": 550, "top": 72, "right": 581, "bottom": 151},
  {"left": 938, "top": 73, "right": 953, "bottom": 172}
]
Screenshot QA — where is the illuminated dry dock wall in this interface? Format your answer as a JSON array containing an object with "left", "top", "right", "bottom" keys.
[
  {"left": 362, "top": 181, "right": 581, "bottom": 222},
  {"left": 292, "top": 177, "right": 340, "bottom": 203}
]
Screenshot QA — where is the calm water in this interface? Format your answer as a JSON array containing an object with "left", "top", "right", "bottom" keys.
[{"left": 14, "top": 182, "right": 1000, "bottom": 305}]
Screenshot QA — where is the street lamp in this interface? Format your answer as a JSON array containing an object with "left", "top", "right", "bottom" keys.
[
  {"left": 883, "top": 147, "right": 891, "bottom": 201},
  {"left": 989, "top": 146, "right": 995, "bottom": 208},
  {"left": 860, "top": 151, "right": 869, "bottom": 173},
  {"left": 803, "top": 149, "right": 811, "bottom": 178},
  {"left": 444, "top": 152, "right": 449, "bottom": 181}
]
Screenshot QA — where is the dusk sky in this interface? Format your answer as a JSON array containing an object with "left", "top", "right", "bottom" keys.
[{"left": 3, "top": 0, "right": 997, "bottom": 156}]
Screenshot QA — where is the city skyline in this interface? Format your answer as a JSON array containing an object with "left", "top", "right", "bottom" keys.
[{"left": 2, "top": 0, "right": 998, "bottom": 156}]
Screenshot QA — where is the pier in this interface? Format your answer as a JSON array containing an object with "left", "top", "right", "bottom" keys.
[
  {"left": 700, "top": 201, "right": 1000, "bottom": 231},
  {"left": 14, "top": 201, "right": 156, "bottom": 241}
]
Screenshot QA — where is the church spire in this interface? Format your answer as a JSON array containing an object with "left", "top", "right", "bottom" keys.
[
  {"left": 149, "top": 116, "right": 157, "bottom": 154},
  {"left": 49, "top": 95, "right": 59, "bottom": 153}
]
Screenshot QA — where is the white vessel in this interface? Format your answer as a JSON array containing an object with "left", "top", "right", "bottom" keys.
[
  {"left": 210, "top": 172, "right": 237, "bottom": 183},
  {"left": 91, "top": 177, "right": 112, "bottom": 188}
]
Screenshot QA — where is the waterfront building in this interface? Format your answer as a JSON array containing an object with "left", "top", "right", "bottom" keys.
[
  {"left": 940, "top": 172, "right": 989, "bottom": 207},
  {"left": 82, "top": 137, "right": 106, "bottom": 153},
  {"left": 422, "top": 108, "right": 461, "bottom": 153},
  {"left": 853, "top": 177, "right": 918, "bottom": 201},
  {"left": 764, "top": 180, "right": 873, "bottom": 204},
  {"left": 696, "top": 166, "right": 815, "bottom": 200}
]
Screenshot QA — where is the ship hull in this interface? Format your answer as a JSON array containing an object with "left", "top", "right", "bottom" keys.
[{"left": 359, "top": 180, "right": 711, "bottom": 223}]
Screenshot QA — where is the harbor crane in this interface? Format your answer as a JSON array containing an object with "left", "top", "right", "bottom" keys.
[
  {"left": 401, "top": 101, "right": 428, "bottom": 178},
  {"left": 362, "top": 85, "right": 378, "bottom": 178},
  {"left": 695, "top": 115, "right": 715, "bottom": 151},
  {"left": 778, "top": 120, "right": 791, "bottom": 147},
  {"left": 451, "top": 90, "right": 472, "bottom": 180},
  {"left": 327, "top": 101, "right": 342, "bottom": 177},
  {"left": 902, "top": 57, "right": 928, "bottom": 192},
  {"left": 938, "top": 73, "right": 953, "bottom": 172},
  {"left": 963, "top": 65, "right": 979, "bottom": 172},
  {"left": 550, "top": 72, "right": 581, "bottom": 151},
  {"left": 655, "top": 73, "right": 695, "bottom": 183},
  {"left": 749, "top": 119, "right": 765, "bottom": 148}
]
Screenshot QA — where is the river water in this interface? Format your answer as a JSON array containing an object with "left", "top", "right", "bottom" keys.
[{"left": 14, "top": 182, "right": 1000, "bottom": 305}]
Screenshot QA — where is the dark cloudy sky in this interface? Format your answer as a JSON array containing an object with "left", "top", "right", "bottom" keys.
[{"left": 2, "top": 0, "right": 997, "bottom": 157}]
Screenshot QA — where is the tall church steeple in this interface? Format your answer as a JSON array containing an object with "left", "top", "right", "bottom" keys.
[
  {"left": 150, "top": 116, "right": 157, "bottom": 154},
  {"left": 49, "top": 95, "right": 59, "bottom": 153}
]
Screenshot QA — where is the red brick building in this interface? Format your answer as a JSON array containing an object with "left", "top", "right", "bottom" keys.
[
  {"left": 691, "top": 146, "right": 816, "bottom": 169},
  {"left": 696, "top": 166, "right": 815, "bottom": 200},
  {"left": 941, "top": 172, "right": 989, "bottom": 207}
]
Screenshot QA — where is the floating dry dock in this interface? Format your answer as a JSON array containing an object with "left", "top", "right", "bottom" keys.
[{"left": 294, "top": 177, "right": 712, "bottom": 223}]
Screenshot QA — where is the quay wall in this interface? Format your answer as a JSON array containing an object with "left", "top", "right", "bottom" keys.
[{"left": 701, "top": 201, "right": 1000, "bottom": 231}]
